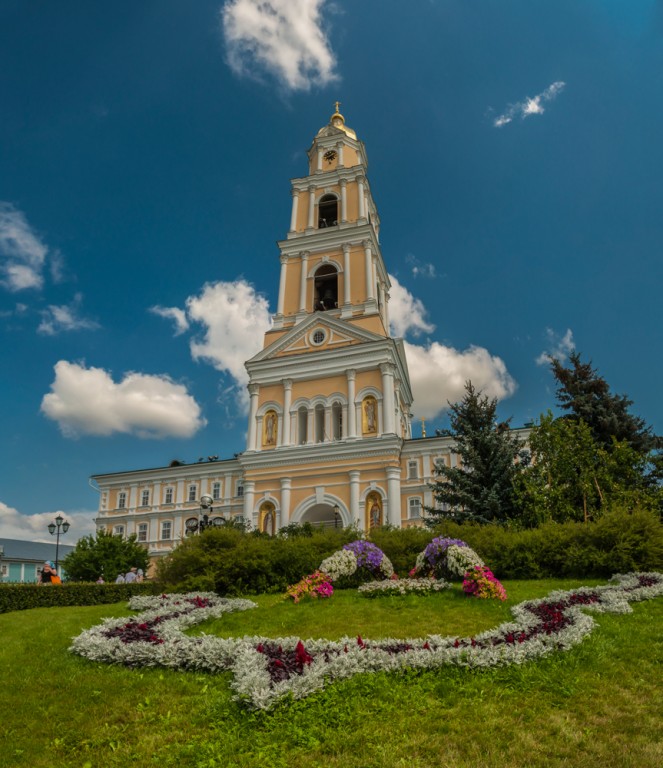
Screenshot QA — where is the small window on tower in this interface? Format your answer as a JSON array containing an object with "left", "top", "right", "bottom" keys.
[{"left": 311, "top": 329, "right": 326, "bottom": 345}]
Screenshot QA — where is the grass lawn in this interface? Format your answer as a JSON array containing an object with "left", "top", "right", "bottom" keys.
[{"left": 1, "top": 578, "right": 662, "bottom": 768}]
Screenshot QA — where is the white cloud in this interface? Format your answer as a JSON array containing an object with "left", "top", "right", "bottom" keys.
[
  {"left": 221, "top": 0, "right": 338, "bottom": 91},
  {"left": 536, "top": 327, "right": 575, "bottom": 366},
  {"left": 405, "top": 254, "right": 437, "bottom": 279},
  {"left": 38, "top": 293, "right": 99, "bottom": 335},
  {"left": 0, "top": 500, "right": 97, "bottom": 543},
  {"left": 149, "top": 305, "right": 190, "bottom": 336},
  {"left": 40, "top": 361, "right": 206, "bottom": 439},
  {"left": 494, "top": 81, "right": 566, "bottom": 128},
  {"left": 0, "top": 202, "right": 48, "bottom": 291},
  {"left": 388, "top": 275, "right": 436, "bottom": 338},
  {"left": 405, "top": 341, "right": 518, "bottom": 420},
  {"left": 187, "top": 280, "right": 271, "bottom": 411}
]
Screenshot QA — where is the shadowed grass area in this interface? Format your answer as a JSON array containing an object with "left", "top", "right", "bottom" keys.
[{"left": 1, "top": 579, "right": 661, "bottom": 768}]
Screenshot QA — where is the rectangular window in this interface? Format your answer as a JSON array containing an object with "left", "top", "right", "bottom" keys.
[
  {"left": 212, "top": 482, "right": 221, "bottom": 500},
  {"left": 164, "top": 487, "right": 174, "bottom": 504},
  {"left": 1, "top": 564, "right": 7, "bottom": 577},
  {"left": 188, "top": 485, "right": 197, "bottom": 502},
  {"left": 113, "top": 525, "right": 125, "bottom": 537},
  {"left": 161, "top": 521, "right": 172, "bottom": 540},
  {"left": 408, "top": 498, "right": 422, "bottom": 519},
  {"left": 408, "top": 460, "right": 418, "bottom": 480},
  {"left": 117, "top": 492, "right": 126, "bottom": 509},
  {"left": 434, "top": 457, "right": 446, "bottom": 471},
  {"left": 237, "top": 483, "right": 244, "bottom": 498},
  {"left": 141, "top": 490, "right": 150, "bottom": 506},
  {"left": 137, "top": 523, "right": 148, "bottom": 542}
]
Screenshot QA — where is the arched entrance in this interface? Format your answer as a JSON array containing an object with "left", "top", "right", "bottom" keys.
[{"left": 300, "top": 502, "right": 343, "bottom": 529}]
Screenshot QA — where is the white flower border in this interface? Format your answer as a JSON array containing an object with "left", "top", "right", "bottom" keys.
[
  {"left": 358, "top": 578, "right": 451, "bottom": 597},
  {"left": 70, "top": 573, "right": 663, "bottom": 711}
]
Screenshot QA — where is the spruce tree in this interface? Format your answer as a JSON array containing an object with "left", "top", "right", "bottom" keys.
[
  {"left": 550, "top": 352, "right": 658, "bottom": 453},
  {"left": 425, "top": 382, "right": 526, "bottom": 526}
]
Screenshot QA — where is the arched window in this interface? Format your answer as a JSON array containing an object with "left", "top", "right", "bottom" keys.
[
  {"left": 318, "top": 194, "right": 338, "bottom": 228},
  {"left": 332, "top": 401, "right": 342, "bottom": 440},
  {"left": 314, "top": 264, "right": 338, "bottom": 311},
  {"left": 298, "top": 406, "right": 308, "bottom": 444},
  {"left": 315, "top": 403, "right": 325, "bottom": 442}
]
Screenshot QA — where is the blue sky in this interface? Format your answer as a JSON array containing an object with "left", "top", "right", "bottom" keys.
[{"left": 1, "top": 0, "right": 662, "bottom": 542}]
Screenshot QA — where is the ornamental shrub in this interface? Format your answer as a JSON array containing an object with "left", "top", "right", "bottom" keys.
[
  {"left": 431, "top": 507, "right": 663, "bottom": 578},
  {"left": 0, "top": 581, "right": 161, "bottom": 614}
]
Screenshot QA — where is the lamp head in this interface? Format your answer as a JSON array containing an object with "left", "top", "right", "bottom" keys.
[
  {"left": 200, "top": 494, "right": 213, "bottom": 509},
  {"left": 48, "top": 523, "right": 56, "bottom": 535}
]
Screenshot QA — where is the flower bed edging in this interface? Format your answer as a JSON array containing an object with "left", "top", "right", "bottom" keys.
[{"left": 70, "top": 572, "right": 663, "bottom": 711}]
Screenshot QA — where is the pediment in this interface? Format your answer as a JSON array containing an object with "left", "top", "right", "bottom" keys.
[{"left": 247, "top": 314, "right": 386, "bottom": 364}]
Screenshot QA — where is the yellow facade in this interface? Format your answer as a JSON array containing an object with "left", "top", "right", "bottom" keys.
[{"left": 92, "top": 106, "right": 503, "bottom": 561}]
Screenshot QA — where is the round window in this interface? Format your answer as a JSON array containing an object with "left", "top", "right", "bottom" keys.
[{"left": 311, "top": 329, "right": 326, "bottom": 345}]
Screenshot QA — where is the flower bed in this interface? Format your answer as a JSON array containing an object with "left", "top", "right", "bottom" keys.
[
  {"left": 70, "top": 572, "right": 663, "bottom": 711},
  {"left": 358, "top": 578, "right": 451, "bottom": 597}
]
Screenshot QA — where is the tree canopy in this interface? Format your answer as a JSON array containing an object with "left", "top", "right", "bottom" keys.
[
  {"left": 550, "top": 352, "right": 658, "bottom": 453},
  {"left": 62, "top": 531, "right": 150, "bottom": 582},
  {"left": 425, "top": 381, "right": 527, "bottom": 526}
]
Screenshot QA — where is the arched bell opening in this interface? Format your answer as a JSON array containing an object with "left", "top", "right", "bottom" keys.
[
  {"left": 314, "top": 264, "right": 338, "bottom": 311},
  {"left": 318, "top": 194, "right": 338, "bottom": 228}
]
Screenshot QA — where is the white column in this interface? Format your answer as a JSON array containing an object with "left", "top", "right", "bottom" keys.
[
  {"left": 246, "top": 383, "right": 260, "bottom": 451},
  {"left": 200, "top": 478, "right": 208, "bottom": 497},
  {"left": 224, "top": 473, "right": 233, "bottom": 502},
  {"left": 358, "top": 176, "right": 366, "bottom": 219},
  {"left": 341, "top": 404, "right": 348, "bottom": 438},
  {"left": 306, "top": 408, "right": 315, "bottom": 444},
  {"left": 347, "top": 369, "right": 357, "bottom": 438},
  {"left": 277, "top": 253, "right": 287, "bottom": 315},
  {"left": 299, "top": 252, "right": 309, "bottom": 312},
  {"left": 307, "top": 186, "right": 316, "bottom": 229},
  {"left": 255, "top": 415, "right": 264, "bottom": 451},
  {"left": 176, "top": 480, "right": 184, "bottom": 504},
  {"left": 316, "top": 146, "right": 323, "bottom": 172},
  {"left": 343, "top": 244, "right": 351, "bottom": 305},
  {"left": 337, "top": 141, "right": 344, "bottom": 167},
  {"left": 380, "top": 363, "right": 396, "bottom": 434},
  {"left": 363, "top": 240, "right": 375, "bottom": 302},
  {"left": 280, "top": 478, "right": 291, "bottom": 527},
  {"left": 282, "top": 379, "right": 292, "bottom": 446},
  {"left": 386, "top": 466, "right": 402, "bottom": 527},
  {"left": 384, "top": 290, "right": 390, "bottom": 332},
  {"left": 340, "top": 178, "right": 347, "bottom": 222},
  {"left": 243, "top": 481, "right": 255, "bottom": 525},
  {"left": 289, "top": 189, "right": 299, "bottom": 231},
  {"left": 349, "top": 470, "right": 361, "bottom": 530},
  {"left": 129, "top": 484, "right": 138, "bottom": 509},
  {"left": 324, "top": 406, "right": 332, "bottom": 442},
  {"left": 153, "top": 481, "right": 161, "bottom": 509}
]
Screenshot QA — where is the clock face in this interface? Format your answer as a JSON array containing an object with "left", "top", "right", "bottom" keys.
[{"left": 324, "top": 149, "right": 337, "bottom": 164}]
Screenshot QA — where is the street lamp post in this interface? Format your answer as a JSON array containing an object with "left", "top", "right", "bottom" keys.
[
  {"left": 185, "top": 495, "right": 225, "bottom": 535},
  {"left": 47, "top": 514, "right": 70, "bottom": 573},
  {"left": 333, "top": 504, "right": 340, "bottom": 528}
]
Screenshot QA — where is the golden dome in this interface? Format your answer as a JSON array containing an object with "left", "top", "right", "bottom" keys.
[{"left": 317, "top": 101, "right": 357, "bottom": 140}]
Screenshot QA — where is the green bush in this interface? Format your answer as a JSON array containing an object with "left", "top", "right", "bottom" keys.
[
  {"left": 430, "top": 507, "right": 663, "bottom": 578},
  {"left": 158, "top": 526, "right": 356, "bottom": 595},
  {"left": 368, "top": 526, "right": 431, "bottom": 575},
  {"left": 0, "top": 581, "right": 162, "bottom": 614},
  {"left": 156, "top": 508, "right": 663, "bottom": 594}
]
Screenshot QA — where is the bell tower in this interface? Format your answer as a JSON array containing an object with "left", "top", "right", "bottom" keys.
[
  {"left": 240, "top": 106, "right": 413, "bottom": 533},
  {"left": 269, "top": 103, "right": 389, "bottom": 337}
]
